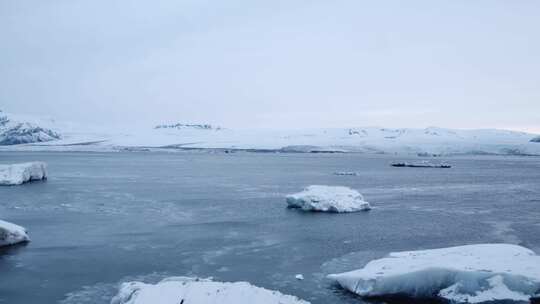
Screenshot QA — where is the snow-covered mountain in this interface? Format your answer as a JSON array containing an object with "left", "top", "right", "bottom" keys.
[
  {"left": 0, "top": 111, "right": 61, "bottom": 145},
  {"left": 1, "top": 112, "right": 539, "bottom": 156}
]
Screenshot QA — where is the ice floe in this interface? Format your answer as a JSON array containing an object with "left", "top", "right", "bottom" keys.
[
  {"left": 391, "top": 161, "right": 451, "bottom": 168},
  {"left": 328, "top": 244, "right": 540, "bottom": 303},
  {"left": 333, "top": 172, "right": 359, "bottom": 176},
  {"left": 111, "top": 277, "right": 309, "bottom": 304},
  {"left": 286, "top": 185, "right": 371, "bottom": 212},
  {"left": 0, "top": 162, "right": 47, "bottom": 185},
  {"left": 0, "top": 220, "right": 30, "bottom": 247}
]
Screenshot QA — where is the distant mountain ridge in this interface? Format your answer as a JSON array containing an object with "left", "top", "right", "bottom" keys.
[
  {"left": 1, "top": 111, "right": 539, "bottom": 156},
  {"left": 346, "top": 126, "right": 530, "bottom": 141},
  {"left": 154, "top": 123, "right": 222, "bottom": 131}
]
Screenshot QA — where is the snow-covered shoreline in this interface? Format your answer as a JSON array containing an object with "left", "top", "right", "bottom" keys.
[
  {"left": 1, "top": 112, "right": 540, "bottom": 156},
  {"left": 328, "top": 244, "right": 540, "bottom": 303}
]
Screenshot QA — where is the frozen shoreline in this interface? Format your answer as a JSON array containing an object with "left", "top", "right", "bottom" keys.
[{"left": 2, "top": 112, "right": 540, "bottom": 156}]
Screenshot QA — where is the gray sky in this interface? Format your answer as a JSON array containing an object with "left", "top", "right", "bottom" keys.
[{"left": 1, "top": 0, "right": 539, "bottom": 132}]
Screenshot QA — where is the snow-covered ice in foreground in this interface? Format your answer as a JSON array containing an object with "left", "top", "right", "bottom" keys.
[
  {"left": 328, "top": 244, "right": 540, "bottom": 303},
  {"left": 0, "top": 220, "right": 30, "bottom": 247},
  {"left": 286, "top": 185, "right": 371, "bottom": 212},
  {"left": 111, "top": 277, "right": 309, "bottom": 304},
  {"left": 0, "top": 162, "right": 47, "bottom": 185}
]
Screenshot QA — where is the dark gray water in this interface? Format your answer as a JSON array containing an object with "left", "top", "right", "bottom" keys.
[{"left": 1, "top": 151, "right": 539, "bottom": 304}]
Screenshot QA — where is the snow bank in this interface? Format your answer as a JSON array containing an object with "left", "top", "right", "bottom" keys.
[
  {"left": 0, "top": 162, "right": 47, "bottom": 185},
  {"left": 286, "top": 185, "right": 371, "bottom": 212},
  {"left": 328, "top": 244, "right": 540, "bottom": 303},
  {"left": 111, "top": 277, "right": 309, "bottom": 304},
  {"left": 0, "top": 220, "right": 30, "bottom": 247}
]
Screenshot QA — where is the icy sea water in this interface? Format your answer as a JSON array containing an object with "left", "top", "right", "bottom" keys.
[{"left": 1, "top": 151, "right": 539, "bottom": 304}]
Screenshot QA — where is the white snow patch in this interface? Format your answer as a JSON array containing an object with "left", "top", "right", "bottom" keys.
[
  {"left": 0, "top": 220, "right": 30, "bottom": 247},
  {"left": 328, "top": 244, "right": 540, "bottom": 303},
  {"left": 111, "top": 277, "right": 309, "bottom": 304},
  {"left": 286, "top": 185, "right": 371, "bottom": 213},
  {"left": 0, "top": 162, "right": 47, "bottom": 185}
]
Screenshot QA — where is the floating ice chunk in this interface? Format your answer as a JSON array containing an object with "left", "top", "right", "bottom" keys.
[
  {"left": 0, "top": 220, "right": 30, "bottom": 247},
  {"left": 391, "top": 161, "right": 451, "bottom": 168},
  {"left": 328, "top": 244, "right": 540, "bottom": 303},
  {"left": 333, "top": 172, "right": 359, "bottom": 176},
  {"left": 111, "top": 277, "right": 309, "bottom": 304},
  {"left": 295, "top": 274, "right": 304, "bottom": 280},
  {"left": 286, "top": 185, "right": 371, "bottom": 213},
  {"left": 0, "top": 162, "right": 47, "bottom": 185}
]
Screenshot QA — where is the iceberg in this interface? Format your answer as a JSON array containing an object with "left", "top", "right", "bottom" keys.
[
  {"left": 286, "top": 185, "right": 371, "bottom": 212},
  {"left": 111, "top": 277, "right": 309, "bottom": 304},
  {"left": 328, "top": 244, "right": 540, "bottom": 303},
  {"left": 0, "top": 162, "right": 47, "bottom": 185},
  {"left": 0, "top": 220, "right": 30, "bottom": 247}
]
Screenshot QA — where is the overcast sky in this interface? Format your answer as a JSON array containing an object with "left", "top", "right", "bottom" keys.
[{"left": 1, "top": 0, "right": 539, "bottom": 132}]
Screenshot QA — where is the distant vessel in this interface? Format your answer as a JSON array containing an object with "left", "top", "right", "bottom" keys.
[{"left": 391, "top": 162, "right": 451, "bottom": 168}]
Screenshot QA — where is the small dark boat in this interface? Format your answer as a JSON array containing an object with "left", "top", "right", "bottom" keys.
[{"left": 391, "top": 162, "right": 451, "bottom": 168}]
